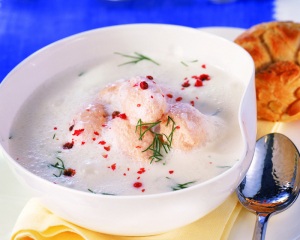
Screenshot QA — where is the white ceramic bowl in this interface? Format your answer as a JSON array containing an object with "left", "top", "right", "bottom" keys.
[{"left": 0, "top": 24, "right": 256, "bottom": 236}]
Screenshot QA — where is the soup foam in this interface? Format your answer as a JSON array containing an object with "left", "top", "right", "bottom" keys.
[{"left": 9, "top": 54, "right": 245, "bottom": 196}]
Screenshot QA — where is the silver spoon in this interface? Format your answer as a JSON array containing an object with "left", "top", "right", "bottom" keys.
[{"left": 237, "top": 133, "right": 300, "bottom": 240}]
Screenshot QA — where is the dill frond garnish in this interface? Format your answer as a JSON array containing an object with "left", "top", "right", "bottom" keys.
[
  {"left": 78, "top": 71, "right": 85, "bottom": 76},
  {"left": 9, "top": 136, "right": 12, "bottom": 139},
  {"left": 181, "top": 60, "right": 198, "bottom": 67},
  {"left": 88, "top": 189, "right": 115, "bottom": 195},
  {"left": 172, "top": 181, "right": 196, "bottom": 191},
  {"left": 217, "top": 166, "right": 231, "bottom": 169},
  {"left": 48, "top": 157, "right": 65, "bottom": 177},
  {"left": 164, "top": 116, "right": 176, "bottom": 147},
  {"left": 53, "top": 133, "right": 56, "bottom": 139},
  {"left": 135, "top": 119, "right": 161, "bottom": 140},
  {"left": 136, "top": 117, "right": 177, "bottom": 163},
  {"left": 212, "top": 109, "right": 221, "bottom": 116},
  {"left": 115, "top": 52, "right": 159, "bottom": 66},
  {"left": 88, "top": 189, "right": 96, "bottom": 194},
  {"left": 142, "top": 133, "right": 165, "bottom": 163},
  {"left": 181, "top": 61, "right": 188, "bottom": 67}
]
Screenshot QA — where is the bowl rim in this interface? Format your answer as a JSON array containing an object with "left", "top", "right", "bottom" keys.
[{"left": 0, "top": 23, "right": 255, "bottom": 199}]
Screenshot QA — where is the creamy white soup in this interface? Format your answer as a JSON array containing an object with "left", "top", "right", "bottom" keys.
[{"left": 9, "top": 53, "right": 245, "bottom": 196}]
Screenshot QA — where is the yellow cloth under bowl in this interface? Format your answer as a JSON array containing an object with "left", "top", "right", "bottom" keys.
[{"left": 11, "top": 194, "right": 241, "bottom": 240}]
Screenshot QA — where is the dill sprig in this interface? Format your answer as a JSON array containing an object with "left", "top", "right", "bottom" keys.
[
  {"left": 88, "top": 189, "right": 96, "bottom": 194},
  {"left": 217, "top": 166, "right": 232, "bottom": 169},
  {"left": 212, "top": 109, "right": 221, "bottom": 116},
  {"left": 135, "top": 119, "right": 161, "bottom": 140},
  {"left": 164, "top": 116, "right": 176, "bottom": 147},
  {"left": 135, "top": 117, "right": 177, "bottom": 163},
  {"left": 181, "top": 61, "right": 188, "bottom": 67},
  {"left": 142, "top": 133, "right": 167, "bottom": 163},
  {"left": 88, "top": 189, "right": 115, "bottom": 195},
  {"left": 48, "top": 157, "right": 65, "bottom": 177},
  {"left": 172, "top": 181, "right": 196, "bottom": 191},
  {"left": 53, "top": 133, "right": 56, "bottom": 139},
  {"left": 115, "top": 52, "right": 159, "bottom": 66},
  {"left": 181, "top": 60, "right": 198, "bottom": 67}
]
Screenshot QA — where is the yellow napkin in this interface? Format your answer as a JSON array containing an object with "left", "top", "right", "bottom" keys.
[
  {"left": 11, "top": 193, "right": 241, "bottom": 240},
  {"left": 11, "top": 120, "right": 281, "bottom": 240},
  {"left": 256, "top": 120, "right": 281, "bottom": 140}
]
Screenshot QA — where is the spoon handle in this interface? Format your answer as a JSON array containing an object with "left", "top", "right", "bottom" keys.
[{"left": 253, "top": 213, "right": 271, "bottom": 240}]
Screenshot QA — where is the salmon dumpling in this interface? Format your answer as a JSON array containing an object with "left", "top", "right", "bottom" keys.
[
  {"left": 120, "top": 76, "right": 167, "bottom": 124},
  {"left": 112, "top": 117, "right": 154, "bottom": 162},
  {"left": 70, "top": 102, "right": 107, "bottom": 142},
  {"left": 160, "top": 103, "right": 211, "bottom": 151},
  {"left": 98, "top": 80, "right": 123, "bottom": 104}
]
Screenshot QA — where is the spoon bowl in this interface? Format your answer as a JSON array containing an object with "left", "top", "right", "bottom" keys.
[{"left": 237, "top": 133, "right": 300, "bottom": 240}]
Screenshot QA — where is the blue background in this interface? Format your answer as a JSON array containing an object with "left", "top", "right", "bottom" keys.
[{"left": 0, "top": 0, "right": 274, "bottom": 82}]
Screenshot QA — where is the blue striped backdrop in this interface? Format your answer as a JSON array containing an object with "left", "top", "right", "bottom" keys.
[{"left": 0, "top": 0, "right": 274, "bottom": 82}]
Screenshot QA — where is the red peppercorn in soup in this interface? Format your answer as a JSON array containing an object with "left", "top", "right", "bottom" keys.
[{"left": 9, "top": 53, "right": 245, "bottom": 195}]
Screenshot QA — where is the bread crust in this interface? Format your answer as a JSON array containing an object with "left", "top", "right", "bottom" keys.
[{"left": 235, "top": 21, "right": 300, "bottom": 122}]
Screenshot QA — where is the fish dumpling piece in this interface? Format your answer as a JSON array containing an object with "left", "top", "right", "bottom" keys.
[
  {"left": 160, "top": 103, "right": 220, "bottom": 151},
  {"left": 112, "top": 117, "right": 154, "bottom": 162},
  {"left": 120, "top": 76, "right": 167, "bottom": 124},
  {"left": 98, "top": 80, "right": 124, "bottom": 104},
  {"left": 70, "top": 102, "right": 107, "bottom": 142}
]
